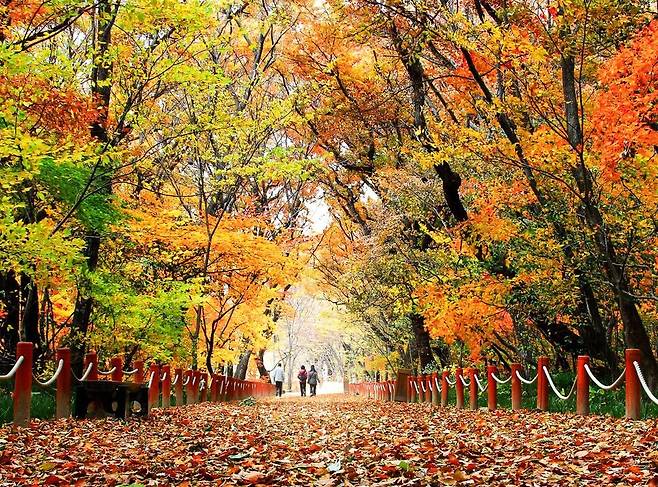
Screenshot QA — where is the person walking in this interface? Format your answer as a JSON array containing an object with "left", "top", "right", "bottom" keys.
[
  {"left": 298, "top": 365, "right": 308, "bottom": 397},
  {"left": 273, "top": 363, "right": 285, "bottom": 397},
  {"left": 308, "top": 365, "right": 319, "bottom": 397}
]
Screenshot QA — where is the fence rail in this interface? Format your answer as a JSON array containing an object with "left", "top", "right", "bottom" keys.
[
  {"left": 0, "top": 342, "right": 275, "bottom": 426},
  {"left": 347, "top": 349, "right": 658, "bottom": 420}
]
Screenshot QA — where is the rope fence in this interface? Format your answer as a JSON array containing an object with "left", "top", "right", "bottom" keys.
[
  {"left": 0, "top": 342, "right": 275, "bottom": 426},
  {"left": 347, "top": 349, "right": 658, "bottom": 420},
  {"left": 33, "top": 359, "right": 64, "bottom": 387}
]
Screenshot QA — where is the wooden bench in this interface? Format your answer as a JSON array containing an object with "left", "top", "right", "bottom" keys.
[{"left": 73, "top": 380, "right": 148, "bottom": 419}]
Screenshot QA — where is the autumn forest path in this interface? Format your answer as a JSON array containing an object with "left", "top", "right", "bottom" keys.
[{"left": 1, "top": 395, "right": 657, "bottom": 486}]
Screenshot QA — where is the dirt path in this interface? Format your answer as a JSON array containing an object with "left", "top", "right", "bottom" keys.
[{"left": 1, "top": 395, "right": 657, "bottom": 486}]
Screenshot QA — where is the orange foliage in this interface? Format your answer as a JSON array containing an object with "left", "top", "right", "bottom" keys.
[
  {"left": 417, "top": 277, "right": 513, "bottom": 359},
  {"left": 0, "top": 76, "right": 97, "bottom": 140},
  {"left": 592, "top": 20, "right": 658, "bottom": 180}
]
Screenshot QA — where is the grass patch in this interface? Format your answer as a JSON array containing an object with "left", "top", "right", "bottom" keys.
[{"left": 0, "top": 382, "right": 59, "bottom": 424}]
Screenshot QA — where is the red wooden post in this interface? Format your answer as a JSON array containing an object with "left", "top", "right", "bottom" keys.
[
  {"left": 56, "top": 348, "right": 72, "bottom": 419},
  {"left": 406, "top": 376, "right": 412, "bottom": 402},
  {"left": 625, "top": 349, "right": 641, "bottom": 420},
  {"left": 200, "top": 373, "right": 208, "bottom": 402},
  {"left": 487, "top": 365, "right": 497, "bottom": 411},
  {"left": 576, "top": 356, "right": 589, "bottom": 415},
  {"left": 441, "top": 371, "right": 449, "bottom": 407},
  {"left": 468, "top": 368, "right": 477, "bottom": 410},
  {"left": 134, "top": 360, "right": 144, "bottom": 384},
  {"left": 194, "top": 371, "right": 202, "bottom": 403},
  {"left": 13, "top": 342, "right": 33, "bottom": 426},
  {"left": 217, "top": 374, "right": 226, "bottom": 401},
  {"left": 425, "top": 375, "right": 432, "bottom": 403},
  {"left": 84, "top": 351, "right": 99, "bottom": 381},
  {"left": 161, "top": 365, "right": 171, "bottom": 408},
  {"left": 455, "top": 368, "right": 464, "bottom": 409},
  {"left": 174, "top": 367, "right": 183, "bottom": 406},
  {"left": 110, "top": 357, "right": 122, "bottom": 382},
  {"left": 431, "top": 372, "right": 439, "bottom": 406},
  {"left": 185, "top": 370, "right": 194, "bottom": 404},
  {"left": 148, "top": 364, "right": 160, "bottom": 410},
  {"left": 210, "top": 374, "right": 218, "bottom": 402},
  {"left": 416, "top": 374, "right": 423, "bottom": 402},
  {"left": 511, "top": 363, "right": 522, "bottom": 410},
  {"left": 537, "top": 356, "right": 549, "bottom": 411}
]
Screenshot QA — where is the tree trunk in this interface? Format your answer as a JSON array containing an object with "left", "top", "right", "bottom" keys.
[
  {"left": 561, "top": 54, "right": 658, "bottom": 386},
  {"left": 388, "top": 22, "right": 468, "bottom": 223},
  {"left": 70, "top": 0, "right": 116, "bottom": 373},
  {"left": 460, "top": 49, "right": 619, "bottom": 372},
  {"left": 410, "top": 313, "right": 434, "bottom": 370},
  {"left": 0, "top": 272, "right": 20, "bottom": 363},
  {"left": 70, "top": 235, "right": 101, "bottom": 372},
  {"left": 255, "top": 349, "right": 269, "bottom": 380},
  {"left": 20, "top": 274, "right": 41, "bottom": 364},
  {"left": 234, "top": 350, "right": 251, "bottom": 380}
]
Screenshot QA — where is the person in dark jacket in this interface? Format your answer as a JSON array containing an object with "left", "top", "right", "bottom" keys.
[
  {"left": 298, "top": 365, "right": 308, "bottom": 396},
  {"left": 308, "top": 365, "right": 319, "bottom": 396}
]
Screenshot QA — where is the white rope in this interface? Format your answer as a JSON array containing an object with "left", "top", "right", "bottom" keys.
[
  {"left": 491, "top": 372, "right": 511, "bottom": 384},
  {"left": 160, "top": 372, "right": 167, "bottom": 382},
  {"left": 123, "top": 368, "right": 139, "bottom": 375},
  {"left": 584, "top": 364, "right": 625, "bottom": 390},
  {"left": 199, "top": 379, "right": 206, "bottom": 391},
  {"left": 445, "top": 376, "right": 456, "bottom": 386},
  {"left": 182, "top": 375, "right": 190, "bottom": 386},
  {"left": 412, "top": 381, "right": 419, "bottom": 393},
  {"left": 633, "top": 361, "right": 658, "bottom": 406},
  {"left": 98, "top": 366, "right": 117, "bottom": 376},
  {"left": 421, "top": 381, "right": 427, "bottom": 393},
  {"left": 428, "top": 379, "right": 433, "bottom": 392},
  {"left": 34, "top": 359, "right": 64, "bottom": 387},
  {"left": 459, "top": 375, "right": 471, "bottom": 387},
  {"left": 192, "top": 375, "right": 197, "bottom": 386},
  {"left": 148, "top": 371, "right": 155, "bottom": 388},
  {"left": 73, "top": 362, "right": 94, "bottom": 382},
  {"left": 515, "top": 370, "right": 538, "bottom": 384},
  {"left": 388, "top": 383, "right": 394, "bottom": 392},
  {"left": 474, "top": 374, "right": 488, "bottom": 393},
  {"left": 0, "top": 356, "right": 25, "bottom": 380},
  {"left": 171, "top": 373, "right": 179, "bottom": 386},
  {"left": 542, "top": 366, "right": 577, "bottom": 400},
  {"left": 434, "top": 376, "right": 441, "bottom": 393}
]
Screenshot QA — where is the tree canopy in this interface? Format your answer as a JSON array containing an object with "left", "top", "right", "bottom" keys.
[{"left": 1, "top": 0, "right": 656, "bottom": 384}]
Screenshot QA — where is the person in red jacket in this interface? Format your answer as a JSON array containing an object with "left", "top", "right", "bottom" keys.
[{"left": 298, "top": 365, "right": 308, "bottom": 397}]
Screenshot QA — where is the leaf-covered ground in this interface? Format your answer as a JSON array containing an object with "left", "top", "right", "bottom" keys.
[{"left": 1, "top": 395, "right": 657, "bottom": 486}]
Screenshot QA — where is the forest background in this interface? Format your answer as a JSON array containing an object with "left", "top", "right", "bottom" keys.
[{"left": 1, "top": 0, "right": 657, "bottom": 390}]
